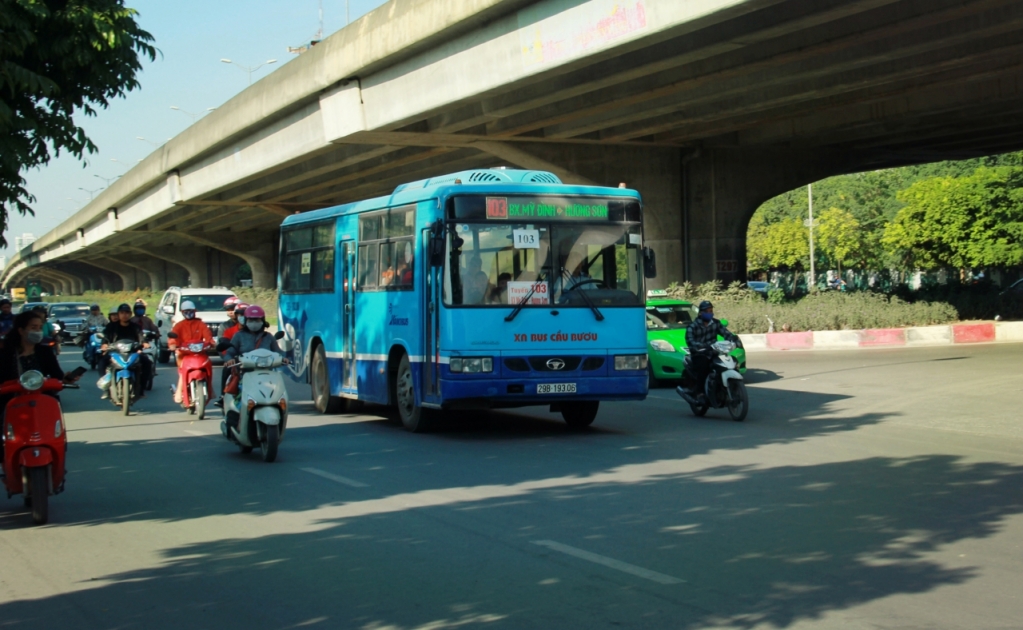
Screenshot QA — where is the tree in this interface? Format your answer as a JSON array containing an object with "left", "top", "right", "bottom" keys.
[
  {"left": 0, "top": 0, "right": 155, "bottom": 246},
  {"left": 747, "top": 214, "right": 809, "bottom": 270},
  {"left": 816, "top": 207, "right": 863, "bottom": 273},
  {"left": 883, "top": 166, "right": 1023, "bottom": 270}
]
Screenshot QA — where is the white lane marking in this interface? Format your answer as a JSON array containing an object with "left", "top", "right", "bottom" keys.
[
  {"left": 532, "top": 540, "right": 684, "bottom": 585},
  {"left": 301, "top": 467, "right": 368, "bottom": 488},
  {"left": 184, "top": 430, "right": 210, "bottom": 436}
]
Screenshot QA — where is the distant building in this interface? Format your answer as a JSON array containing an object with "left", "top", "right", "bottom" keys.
[
  {"left": 14, "top": 233, "right": 36, "bottom": 252},
  {"left": 0, "top": 256, "right": 6, "bottom": 270}
]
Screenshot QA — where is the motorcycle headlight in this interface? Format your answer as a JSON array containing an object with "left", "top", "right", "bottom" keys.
[
  {"left": 188, "top": 342, "right": 205, "bottom": 353},
  {"left": 256, "top": 356, "right": 274, "bottom": 369},
  {"left": 19, "top": 370, "right": 45, "bottom": 391},
  {"left": 649, "top": 339, "right": 675, "bottom": 353},
  {"left": 54, "top": 420, "right": 63, "bottom": 438},
  {"left": 614, "top": 355, "right": 648, "bottom": 371}
]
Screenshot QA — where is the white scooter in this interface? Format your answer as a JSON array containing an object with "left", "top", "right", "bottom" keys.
[
  {"left": 219, "top": 335, "right": 290, "bottom": 462},
  {"left": 676, "top": 340, "right": 749, "bottom": 422}
]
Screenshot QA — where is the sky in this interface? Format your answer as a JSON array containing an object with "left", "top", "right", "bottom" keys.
[{"left": 4, "top": 0, "right": 389, "bottom": 259}]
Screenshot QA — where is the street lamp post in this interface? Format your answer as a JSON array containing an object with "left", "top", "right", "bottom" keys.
[
  {"left": 78, "top": 186, "right": 102, "bottom": 201},
  {"left": 94, "top": 174, "right": 120, "bottom": 187},
  {"left": 170, "top": 106, "right": 216, "bottom": 122},
  {"left": 805, "top": 184, "right": 818, "bottom": 292},
  {"left": 220, "top": 58, "right": 277, "bottom": 85}
]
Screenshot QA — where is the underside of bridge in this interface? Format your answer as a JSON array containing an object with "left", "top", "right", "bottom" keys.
[{"left": 9, "top": 0, "right": 1023, "bottom": 290}]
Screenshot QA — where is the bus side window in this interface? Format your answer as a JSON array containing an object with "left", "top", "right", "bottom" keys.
[{"left": 359, "top": 244, "right": 379, "bottom": 289}]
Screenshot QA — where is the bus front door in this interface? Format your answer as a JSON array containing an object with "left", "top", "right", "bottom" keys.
[
  {"left": 341, "top": 241, "right": 357, "bottom": 392},
  {"left": 422, "top": 229, "right": 440, "bottom": 401}
]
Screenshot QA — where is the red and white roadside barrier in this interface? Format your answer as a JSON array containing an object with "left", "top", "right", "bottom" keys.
[{"left": 740, "top": 321, "right": 1023, "bottom": 351}]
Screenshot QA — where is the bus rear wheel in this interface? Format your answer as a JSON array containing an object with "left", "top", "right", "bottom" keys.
[
  {"left": 562, "top": 401, "right": 599, "bottom": 428},
  {"left": 312, "top": 345, "right": 345, "bottom": 414},
  {"left": 395, "top": 354, "right": 432, "bottom": 433}
]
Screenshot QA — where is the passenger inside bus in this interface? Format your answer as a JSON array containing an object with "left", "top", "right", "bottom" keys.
[
  {"left": 462, "top": 256, "right": 490, "bottom": 304},
  {"left": 488, "top": 272, "right": 512, "bottom": 304}
]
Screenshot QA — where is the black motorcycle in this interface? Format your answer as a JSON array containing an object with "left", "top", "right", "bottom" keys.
[{"left": 676, "top": 340, "right": 749, "bottom": 422}]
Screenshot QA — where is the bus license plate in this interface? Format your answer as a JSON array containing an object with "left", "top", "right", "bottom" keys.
[{"left": 538, "top": 383, "right": 576, "bottom": 394}]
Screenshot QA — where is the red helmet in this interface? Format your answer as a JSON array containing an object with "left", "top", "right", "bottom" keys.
[
  {"left": 234, "top": 302, "right": 249, "bottom": 314},
  {"left": 223, "top": 296, "right": 240, "bottom": 310},
  {"left": 243, "top": 305, "right": 265, "bottom": 319}
]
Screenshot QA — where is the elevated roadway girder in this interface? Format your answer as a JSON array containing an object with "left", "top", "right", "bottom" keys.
[{"left": 6, "top": 0, "right": 1023, "bottom": 289}]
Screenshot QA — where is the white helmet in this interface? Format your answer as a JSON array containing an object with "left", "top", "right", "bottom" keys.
[{"left": 180, "top": 300, "right": 197, "bottom": 311}]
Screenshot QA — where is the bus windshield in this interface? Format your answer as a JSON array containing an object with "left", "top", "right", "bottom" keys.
[{"left": 443, "top": 199, "right": 644, "bottom": 308}]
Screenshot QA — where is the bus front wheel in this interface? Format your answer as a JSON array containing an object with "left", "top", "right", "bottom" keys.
[
  {"left": 312, "top": 345, "right": 345, "bottom": 414},
  {"left": 562, "top": 401, "right": 599, "bottom": 428},
  {"left": 395, "top": 355, "right": 432, "bottom": 433}
]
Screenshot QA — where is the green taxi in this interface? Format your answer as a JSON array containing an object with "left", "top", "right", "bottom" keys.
[{"left": 645, "top": 290, "right": 747, "bottom": 386}]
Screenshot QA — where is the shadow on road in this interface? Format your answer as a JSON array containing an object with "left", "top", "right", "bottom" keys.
[{"left": 1, "top": 449, "right": 1020, "bottom": 629}]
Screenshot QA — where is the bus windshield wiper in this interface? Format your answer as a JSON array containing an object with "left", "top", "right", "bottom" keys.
[
  {"left": 565, "top": 279, "right": 605, "bottom": 322},
  {"left": 505, "top": 271, "right": 548, "bottom": 322}
]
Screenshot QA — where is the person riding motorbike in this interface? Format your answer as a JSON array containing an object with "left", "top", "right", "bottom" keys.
[
  {"left": 682, "top": 300, "right": 741, "bottom": 402},
  {"left": 218, "top": 297, "right": 241, "bottom": 337},
  {"left": 131, "top": 299, "right": 160, "bottom": 337},
  {"left": 108, "top": 306, "right": 119, "bottom": 324},
  {"left": 85, "top": 304, "right": 108, "bottom": 329},
  {"left": 215, "top": 301, "right": 247, "bottom": 408},
  {"left": 222, "top": 305, "right": 285, "bottom": 430},
  {"left": 0, "top": 311, "right": 82, "bottom": 461},
  {"left": 169, "top": 300, "right": 214, "bottom": 405},
  {"left": 0, "top": 298, "right": 17, "bottom": 339},
  {"left": 100, "top": 304, "right": 151, "bottom": 399}
]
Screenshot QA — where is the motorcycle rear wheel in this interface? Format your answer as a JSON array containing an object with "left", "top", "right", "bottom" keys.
[
  {"left": 28, "top": 466, "right": 49, "bottom": 525},
  {"left": 726, "top": 380, "right": 749, "bottom": 422}
]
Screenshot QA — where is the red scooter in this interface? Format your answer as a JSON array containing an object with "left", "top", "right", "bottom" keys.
[
  {"left": 168, "top": 333, "right": 213, "bottom": 420},
  {"left": 1, "top": 370, "right": 67, "bottom": 525}
]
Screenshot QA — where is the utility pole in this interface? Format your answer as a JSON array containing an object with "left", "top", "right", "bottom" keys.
[{"left": 806, "top": 184, "right": 816, "bottom": 292}]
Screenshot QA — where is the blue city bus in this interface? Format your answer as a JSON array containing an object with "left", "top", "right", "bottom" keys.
[{"left": 277, "top": 169, "right": 656, "bottom": 431}]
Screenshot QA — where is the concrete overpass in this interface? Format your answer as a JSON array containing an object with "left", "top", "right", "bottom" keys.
[{"left": 6, "top": 0, "right": 1023, "bottom": 292}]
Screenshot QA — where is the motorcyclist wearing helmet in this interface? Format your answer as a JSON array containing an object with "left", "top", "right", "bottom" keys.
[
  {"left": 222, "top": 305, "right": 285, "bottom": 429},
  {"left": 169, "top": 300, "right": 214, "bottom": 404},
  {"left": 108, "top": 306, "right": 119, "bottom": 324},
  {"left": 214, "top": 302, "right": 247, "bottom": 408},
  {"left": 682, "top": 300, "right": 741, "bottom": 402},
  {"left": 100, "top": 303, "right": 149, "bottom": 399},
  {"left": 218, "top": 297, "right": 241, "bottom": 337},
  {"left": 131, "top": 299, "right": 160, "bottom": 338}
]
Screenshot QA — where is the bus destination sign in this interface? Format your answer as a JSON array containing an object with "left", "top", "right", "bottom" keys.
[{"left": 486, "top": 197, "right": 608, "bottom": 221}]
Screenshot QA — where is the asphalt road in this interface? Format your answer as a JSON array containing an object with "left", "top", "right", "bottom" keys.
[{"left": 2, "top": 343, "right": 1022, "bottom": 629}]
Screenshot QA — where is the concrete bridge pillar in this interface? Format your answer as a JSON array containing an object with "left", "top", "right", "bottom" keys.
[
  {"left": 126, "top": 246, "right": 208, "bottom": 288},
  {"left": 681, "top": 148, "right": 854, "bottom": 285},
  {"left": 43, "top": 268, "right": 83, "bottom": 296},
  {"left": 174, "top": 232, "right": 277, "bottom": 289},
  {"left": 76, "top": 262, "right": 122, "bottom": 292},
  {"left": 93, "top": 257, "right": 153, "bottom": 291},
  {"left": 123, "top": 256, "right": 188, "bottom": 292},
  {"left": 35, "top": 270, "right": 70, "bottom": 295}
]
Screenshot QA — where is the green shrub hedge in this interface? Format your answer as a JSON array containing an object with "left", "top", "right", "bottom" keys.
[{"left": 664, "top": 281, "right": 960, "bottom": 334}]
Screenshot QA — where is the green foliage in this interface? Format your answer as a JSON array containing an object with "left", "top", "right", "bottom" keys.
[
  {"left": 0, "top": 0, "right": 156, "bottom": 246},
  {"left": 766, "top": 288, "right": 786, "bottom": 305},
  {"left": 750, "top": 151, "right": 1023, "bottom": 273},
  {"left": 815, "top": 207, "right": 863, "bottom": 272},
  {"left": 884, "top": 167, "right": 1023, "bottom": 270},
  {"left": 747, "top": 214, "right": 808, "bottom": 270}
]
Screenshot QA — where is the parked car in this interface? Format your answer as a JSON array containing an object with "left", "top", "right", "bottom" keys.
[
  {"left": 154, "top": 286, "right": 236, "bottom": 363},
  {"left": 1000, "top": 278, "right": 1023, "bottom": 297},
  {"left": 746, "top": 281, "right": 770, "bottom": 296},
  {"left": 645, "top": 290, "right": 746, "bottom": 386},
  {"left": 47, "top": 302, "right": 92, "bottom": 343}
]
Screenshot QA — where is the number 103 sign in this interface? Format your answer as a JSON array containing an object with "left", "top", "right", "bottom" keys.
[{"left": 513, "top": 228, "right": 540, "bottom": 249}]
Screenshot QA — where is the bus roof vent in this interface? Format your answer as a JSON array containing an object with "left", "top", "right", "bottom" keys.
[
  {"left": 467, "top": 171, "right": 508, "bottom": 183},
  {"left": 392, "top": 169, "right": 562, "bottom": 193},
  {"left": 525, "top": 171, "right": 561, "bottom": 184}
]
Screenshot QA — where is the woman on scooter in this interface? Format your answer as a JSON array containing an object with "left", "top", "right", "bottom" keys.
[
  {"left": 169, "top": 300, "right": 214, "bottom": 404},
  {"left": 222, "top": 305, "right": 286, "bottom": 427},
  {"left": 0, "top": 312, "right": 82, "bottom": 457}
]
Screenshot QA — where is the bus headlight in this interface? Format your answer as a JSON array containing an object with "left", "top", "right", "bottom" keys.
[
  {"left": 649, "top": 339, "right": 675, "bottom": 353},
  {"left": 614, "top": 355, "right": 648, "bottom": 371},
  {"left": 449, "top": 357, "right": 493, "bottom": 373}
]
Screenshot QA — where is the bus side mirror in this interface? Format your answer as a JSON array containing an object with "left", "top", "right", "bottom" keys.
[
  {"left": 429, "top": 220, "right": 445, "bottom": 267},
  {"left": 643, "top": 247, "right": 657, "bottom": 279}
]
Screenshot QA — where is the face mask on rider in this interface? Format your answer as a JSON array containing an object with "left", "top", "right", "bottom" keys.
[
  {"left": 246, "top": 319, "right": 263, "bottom": 332},
  {"left": 26, "top": 330, "right": 44, "bottom": 344},
  {"left": 699, "top": 311, "right": 714, "bottom": 322},
  {"left": 237, "top": 315, "right": 246, "bottom": 325},
  {"left": 183, "top": 311, "right": 196, "bottom": 320}
]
